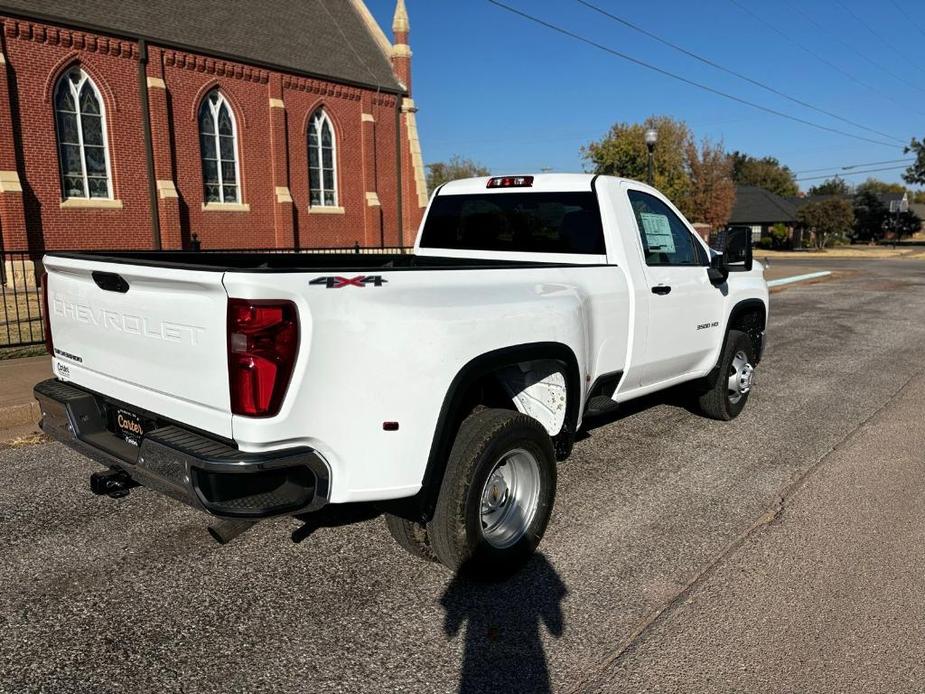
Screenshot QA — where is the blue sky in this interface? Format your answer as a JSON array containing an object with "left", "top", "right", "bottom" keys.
[{"left": 365, "top": 0, "right": 925, "bottom": 192}]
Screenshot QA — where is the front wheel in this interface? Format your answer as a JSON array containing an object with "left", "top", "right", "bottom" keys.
[
  {"left": 427, "top": 408, "right": 556, "bottom": 577},
  {"left": 696, "top": 329, "right": 756, "bottom": 421}
]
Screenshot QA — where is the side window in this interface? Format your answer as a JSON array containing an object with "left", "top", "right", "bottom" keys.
[{"left": 627, "top": 190, "right": 705, "bottom": 266}]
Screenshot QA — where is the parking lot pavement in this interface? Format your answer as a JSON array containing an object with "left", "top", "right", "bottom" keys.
[
  {"left": 1, "top": 258, "right": 924, "bottom": 693},
  {"left": 587, "top": 371, "right": 925, "bottom": 693}
]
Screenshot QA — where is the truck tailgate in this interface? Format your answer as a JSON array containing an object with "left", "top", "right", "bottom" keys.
[{"left": 44, "top": 255, "right": 232, "bottom": 439}]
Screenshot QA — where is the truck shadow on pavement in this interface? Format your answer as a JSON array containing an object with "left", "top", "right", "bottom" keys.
[
  {"left": 440, "top": 553, "right": 567, "bottom": 694},
  {"left": 577, "top": 385, "right": 695, "bottom": 442}
]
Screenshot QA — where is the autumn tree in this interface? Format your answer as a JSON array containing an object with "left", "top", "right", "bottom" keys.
[
  {"left": 729, "top": 152, "right": 798, "bottom": 197},
  {"left": 686, "top": 137, "right": 736, "bottom": 229},
  {"left": 582, "top": 115, "right": 692, "bottom": 204},
  {"left": 797, "top": 197, "right": 854, "bottom": 249},
  {"left": 807, "top": 176, "right": 851, "bottom": 196},
  {"left": 425, "top": 155, "right": 490, "bottom": 192}
]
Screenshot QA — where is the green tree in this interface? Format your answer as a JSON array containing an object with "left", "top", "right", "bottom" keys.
[
  {"left": 729, "top": 152, "right": 798, "bottom": 197},
  {"left": 911, "top": 190, "right": 925, "bottom": 204},
  {"left": 425, "top": 155, "right": 491, "bottom": 192},
  {"left": 582, "top": 115, "right": 692, "bottom": 205},
  {"left": 852, "top": 190, "right": 888, "bottom": 242},
  {"left": 894, "top": 209, "right": 923, "bottom": 240},
  {"left": 797, "top": 197, "right": 854, "bottom": 249},
  {"left": 855, "top": 178, "right": 907, "bottom": 196},
  {"left": 903, "top": 137, "right": 925, "bottom": 186},
  {"left": 769, "top": 223, "right": 790, "bottom": 250},
  {"left": 807, "top": 176, "right": 851, "bottom": 196}
]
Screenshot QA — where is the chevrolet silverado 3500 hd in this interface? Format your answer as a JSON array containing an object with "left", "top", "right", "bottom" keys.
[{"left": 35, "top": 174, "right": 768, "bottom": 575}]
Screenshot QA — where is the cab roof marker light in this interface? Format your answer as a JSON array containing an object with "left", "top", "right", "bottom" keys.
[{"left": 487, "top": 176, "right": 534, "bottom": 189}]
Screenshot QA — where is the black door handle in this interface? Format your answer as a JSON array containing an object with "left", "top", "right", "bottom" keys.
[{"left": 651, "top": 285, "right": 671, "bottom": 295}]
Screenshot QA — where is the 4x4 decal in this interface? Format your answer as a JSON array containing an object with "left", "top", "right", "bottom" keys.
[{"left": 309, "top": 275, "right": 388, "bottom": 288}]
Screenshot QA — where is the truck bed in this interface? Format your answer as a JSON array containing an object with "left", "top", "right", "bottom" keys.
[{"left": 45, "top": 251, "right": 574, "bottom": 273}]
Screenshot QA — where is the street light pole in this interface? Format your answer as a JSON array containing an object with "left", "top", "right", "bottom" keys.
[{"left": 645, "top": 128, "right": 658, "bottom": 186}]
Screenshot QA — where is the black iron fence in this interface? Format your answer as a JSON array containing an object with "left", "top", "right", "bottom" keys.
[
  {"left": 0, "top": 245, "right": 411, "bottom": 350},
  {"left": 1, "top": 251, "right": 45, "bottom": 348}
]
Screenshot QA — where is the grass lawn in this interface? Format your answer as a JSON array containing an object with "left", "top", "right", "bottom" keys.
[
  {"left": 754, "top": 246, "right": 925, "bottom": 260},
  {"left": 0, "top": 288, "right": 43, "bottom": 348}
]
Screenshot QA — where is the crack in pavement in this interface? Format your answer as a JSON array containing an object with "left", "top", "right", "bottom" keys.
[{"left": 566, "top": 366, "right": 924, "bottom": 694}]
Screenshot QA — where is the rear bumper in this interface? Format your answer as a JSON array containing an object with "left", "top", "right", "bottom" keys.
[{"left": 34, "top": 378, "right": 329, "bottom": 519}]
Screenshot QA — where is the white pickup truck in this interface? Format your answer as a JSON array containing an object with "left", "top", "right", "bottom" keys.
[{"left": 35, "top": 173, "right": 767, "bottom": 575}]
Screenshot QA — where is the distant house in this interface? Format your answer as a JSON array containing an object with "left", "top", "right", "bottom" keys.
[
  {"left": 874, "top": 190, "right": 909, "bottom": 213},
  {"left": 729, "top": 186, "right": 915, "bottom": 247},
  {"left": 728, "top": 186, "right": 798, "bottom": 242}
]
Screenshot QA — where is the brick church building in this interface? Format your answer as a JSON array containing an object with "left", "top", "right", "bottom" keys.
[{"left": 0, "top": 0, "right": 428, "bottom": 253}]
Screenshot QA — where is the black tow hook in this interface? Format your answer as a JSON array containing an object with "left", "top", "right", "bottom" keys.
[
  {"left": 90, "top": 469, "right": 139, "bottom": 498},
  {"left": 208, "top": 519, "right": 256, "bottom": 545}
]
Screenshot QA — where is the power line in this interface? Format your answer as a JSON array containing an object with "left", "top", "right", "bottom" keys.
[
  {"left": 832, "top": 0, "right": 925, "bottom": 77},
  {"left": 795, "top": 158, "right": 914, "bottom": 175},
  {"left": 888, "top": 0, "right": 925, "bottom": 43},
  {"left": 573, "top": 0, "right": 905, "bottom": 144},
  {"left": 796, "top": 164, "right": 911, "bottom": 182},
  {"left": 486, "top": 0, "right": 903, "bottom": 149},
  {"left": 731, "top": 0, "right": 925, "bottom": 116},
  {"left": 783, "top": 0, "right": 925, "bottom": 94}
]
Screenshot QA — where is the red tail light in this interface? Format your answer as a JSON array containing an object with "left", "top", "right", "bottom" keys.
[
  {"left": 227, "top": 299, "right": 299, "bottom": 417},
  {"left": 41, "top": 272, "right": 53, "bottom": 355}
]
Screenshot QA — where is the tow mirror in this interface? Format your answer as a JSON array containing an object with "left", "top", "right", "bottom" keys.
[
  {"left": 723, "top": 226, "right": 753, "bottom": 272},
  {"left": 709, "top": 226, "right": 752, "bottom": 286},
  {"left": 708, "top": 253, "right": 728, "bottom": 285}
]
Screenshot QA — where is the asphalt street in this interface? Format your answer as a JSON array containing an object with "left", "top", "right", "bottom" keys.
[
  {"left": 589, "top": 370, "right": 925, "bottom": 693},
  {"left": 1, "top": 257, "right": 924, "bottom": 693}
]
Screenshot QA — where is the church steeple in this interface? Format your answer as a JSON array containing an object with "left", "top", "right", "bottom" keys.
[
  {"left": 391, "top": 0, "right": 412, "bottom": 91},
  {"left": 392, "top": 0, "right": 410, "bottom": 35}
]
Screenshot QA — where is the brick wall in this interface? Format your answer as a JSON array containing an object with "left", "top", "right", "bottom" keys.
[{"left": 0, "top": 16, "right": 424, "bottom": 253}]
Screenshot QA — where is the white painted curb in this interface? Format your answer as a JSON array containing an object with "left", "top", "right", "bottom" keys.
[{"left": 767, "top": 271, "right": 832, "bottom": 288}]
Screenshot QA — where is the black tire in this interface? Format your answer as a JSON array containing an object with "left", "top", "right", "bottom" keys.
[
  {"left": 427, "top": 408, "right": 556, "bottom": 577},
  {"left": 697, "top": 329, "right": 756, "bottom": 421},
  {"left": 384, "top": 514, "right": 438, "bottom": 563}
]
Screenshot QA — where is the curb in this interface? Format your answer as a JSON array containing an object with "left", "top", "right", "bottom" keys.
[{"left": 0, "top": 401, "right": 41, "bottom": 432}]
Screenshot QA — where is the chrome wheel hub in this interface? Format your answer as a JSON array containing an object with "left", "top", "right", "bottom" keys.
[
  {"left": 479, "top": 448, "right": 541, "bottom": 549},
  {"left": 727, "top": 350, "right": 755, "bottom": 404}
]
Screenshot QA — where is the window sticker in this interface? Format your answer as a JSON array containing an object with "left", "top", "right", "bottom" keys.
[{"left": 639, "top": 213, "right": 675, "bottom": 254}]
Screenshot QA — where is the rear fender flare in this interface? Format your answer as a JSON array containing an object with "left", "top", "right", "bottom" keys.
[{"left": 414, "top": 342, "right": 581, "bottom": 520}]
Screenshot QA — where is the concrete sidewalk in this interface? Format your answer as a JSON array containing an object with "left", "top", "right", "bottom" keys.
[
  {"left": 590, "top": 371, "right": 925, "bottom": 692},
  {"left": 0, "top": 355, "right": 51, "bottom": 438}
]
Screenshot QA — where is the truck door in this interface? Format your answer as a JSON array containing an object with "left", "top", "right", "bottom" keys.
[{"left": 624, "top": 187, "right": 726, "bottom": 387}]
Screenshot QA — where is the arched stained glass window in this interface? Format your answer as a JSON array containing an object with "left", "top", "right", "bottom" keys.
[
  {"left": 308, "top": 109, "right": 337, "bottom": 206},
  {"left": 199, "top": 90, "right": 240, "bottom": 204},
  {"left": 54, "top": 68, "right": 112, "bottom": 199}
]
